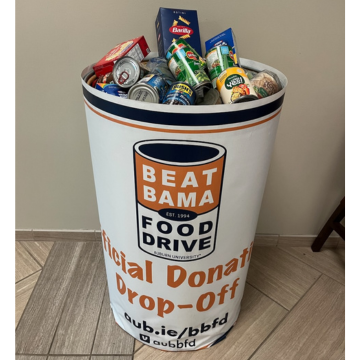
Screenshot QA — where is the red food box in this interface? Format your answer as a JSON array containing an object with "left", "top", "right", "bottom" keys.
[{"left": 93, "top": 36, "right": 151, "bottom": 77}]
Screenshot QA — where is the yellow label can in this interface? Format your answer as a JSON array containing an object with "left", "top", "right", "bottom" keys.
[{"left": 216, "top": 67, "right": 258, "bottom": 104}]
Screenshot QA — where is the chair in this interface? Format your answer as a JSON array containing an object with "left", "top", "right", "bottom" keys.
[{"left": 311, "top": 197, "right": 345, "bottom": 252}]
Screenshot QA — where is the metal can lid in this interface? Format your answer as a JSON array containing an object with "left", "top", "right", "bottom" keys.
[
  {"left": 112, "top": 56, "right": 141, "bottom": 88},
  {"left": 128, "top": 84, "right": 159, "bottom": 103}
]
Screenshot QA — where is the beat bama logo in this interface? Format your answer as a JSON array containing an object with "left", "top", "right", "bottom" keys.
[
  {"left": 169, "top": 25, "right": 194, "bottom": 36},
  {"left": 134, "top": 140, "right": 226, "bottom": 262}
]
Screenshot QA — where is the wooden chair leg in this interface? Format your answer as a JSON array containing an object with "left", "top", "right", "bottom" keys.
[{"left": 311, "top": 197, "right": 345, "bottom": 252}]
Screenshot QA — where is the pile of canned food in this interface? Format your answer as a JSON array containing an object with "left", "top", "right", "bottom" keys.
[{"left": 83, "top": 8, "right": 282, "bottom": 106}]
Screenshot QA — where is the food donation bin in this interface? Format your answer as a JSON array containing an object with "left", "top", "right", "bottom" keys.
[{"left": 81, "top": 55, "right": 287, "bottom": 351}]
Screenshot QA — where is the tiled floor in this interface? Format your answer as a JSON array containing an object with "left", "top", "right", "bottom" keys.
[{"left": 15, "top": 237, "right": 345, "bottom": 360}]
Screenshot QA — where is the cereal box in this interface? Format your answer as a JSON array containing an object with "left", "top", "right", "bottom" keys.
[
  {"left": 205, "top": 28, "right": 240, "bottom": 66},
  {"left": 155, "top": 8, "right": 202, "bottom": 58},
  {"left": 93, "top": 36, "right": 150, "bottom": 77}
]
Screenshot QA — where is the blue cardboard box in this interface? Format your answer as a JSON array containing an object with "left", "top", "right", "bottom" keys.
[
  {"left": 155, "top": 8, "right": 202, "bottom": 58},
  {"left": 205, "top": 28, "right": 240, "bottom": 65}
]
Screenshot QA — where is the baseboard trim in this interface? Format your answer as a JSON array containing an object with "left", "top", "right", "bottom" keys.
[{"left": 16, "top": 229, "right": 343, "bottom": 248}]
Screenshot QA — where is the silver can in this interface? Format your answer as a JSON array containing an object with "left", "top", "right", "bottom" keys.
[{"left": 112, "top": 56, "right": 143, "bottom": 89}]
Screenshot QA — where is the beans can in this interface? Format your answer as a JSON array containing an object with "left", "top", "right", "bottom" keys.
[
  {"left": 216, "top": 67, "right": 258, "bottom": 104},
  {"left": 205, "top": 45, "right": 235, "bottom": 81},
  {"left": 112, "top": 56, "right": 144, "bottom": 89},
  {"left": 166, "top": 39, "right": 206, "bottom": 69},
  {"left": 167, "top": 47, "right": 211, "bottom": 99},
  {"left": 162, "top": 82, "right": 197, "bottom": 105},
  {"left": 128, "top": 74, "right": 168, "bottom": 103},
  {"left": 250, "top": 69, "right": 282, "bottom": 98}
]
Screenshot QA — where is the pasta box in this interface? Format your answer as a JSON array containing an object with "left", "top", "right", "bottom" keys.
[{"left": 155, "top": 7, "right": 202, "bottom": 58}]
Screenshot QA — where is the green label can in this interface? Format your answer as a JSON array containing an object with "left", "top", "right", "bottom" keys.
[
  {"left": 166, "top": 39, "right": 206, "bottom": 69},
  {"left": 167, "top": 46, "right": 211, "bottom": 96},
  {"left": 205, "top": 45, "right": 235, "bottom": 81}
]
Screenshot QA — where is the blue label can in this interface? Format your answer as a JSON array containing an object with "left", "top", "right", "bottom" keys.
[{"left": 162, "top": 81, "right": 197, "bottom": 105}]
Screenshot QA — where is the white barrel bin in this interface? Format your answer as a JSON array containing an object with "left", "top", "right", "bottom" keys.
[{"left": 81, "top": 56, "right": 287, "bottom": 351}]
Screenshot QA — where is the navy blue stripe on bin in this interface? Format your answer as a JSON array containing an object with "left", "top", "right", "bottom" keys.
[{"left": 83, "top": 85, "right": 284, "bottom": 127}]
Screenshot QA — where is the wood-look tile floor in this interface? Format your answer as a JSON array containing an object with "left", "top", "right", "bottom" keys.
[{"left": 15, "top": 239, "right": 345, "bottom": 360}]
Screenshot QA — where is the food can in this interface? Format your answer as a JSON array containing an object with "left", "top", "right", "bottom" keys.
[
  {"left": 162, "top": 81, "right": 197, "bottom": 105},
  {"left": 112, "top": 56, "right": 143, "bottom": 89},
  {"left": 196, "top": 88, "right": 222, "bottom": 105},
  {"left": 95, "top": 83, "right": 128, "bottom": 98},
  {"left": 128, "top": 73, "right": 168, "bottom": 103},
  {"left": 205, "top": 45, "right": 236, "bottom": 81},
  {"left": 216, "top": 67, "right": 258, "bottom": 104},
  {"left": 166, "top": 39, "right": 206, "bottom": 69},
  {"left": 167, "top": 47, "right": 211, "bottom": 98},
  {"left": 250, "top": 69, "right": 283, "bottom": 98}
]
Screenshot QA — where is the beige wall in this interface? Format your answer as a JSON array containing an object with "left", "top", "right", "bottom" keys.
[{"left": 16, "top": 0, "right": 344, "bottom": 234}]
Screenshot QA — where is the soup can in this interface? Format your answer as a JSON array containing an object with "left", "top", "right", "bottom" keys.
[
  {"left": 112, "top": 56, "right": 144, "bottom": 89},
  {"left": 205, "top": 45, "right": 236, "bottom": 81},
  {"left": 216, "top": 67, "right": 258, "bottom": 104},
  {"left": 128, "top": 74, "right": 168, "bottom": 103},
  {"left": 162, "top": 82, "right": 197, "bottom": 105},
  {"left": 250, "top": 69, "right": 283, "bottom": 98},
  {"left": 167, "top": 47, "right": 211, "bottom": 99},
  {"left": 166, "top": 39, "right": 206, "bottom": 69}
]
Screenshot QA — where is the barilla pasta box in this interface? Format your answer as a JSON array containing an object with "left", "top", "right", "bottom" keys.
[
  {"left": 156, "top": 8, "right": 202, "bottom": 58},
  {"left": 205, "top": 28, "right": 240, "bottom": 65},
  {"left": 93, "top": 36, "right": 150, "bottom": 77}
]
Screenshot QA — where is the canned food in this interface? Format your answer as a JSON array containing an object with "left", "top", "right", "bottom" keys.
[
  {"left": 250, "top": 69, "right": 282, "bottom": 98},
  {"left": 166, "top": 39, "right": 206, "bottom": 69},
  {"left": 128, "top": 73, "right": 168, "bottom": 103},
  {"left": 196, "top": 88, "right": 222, "bottom": 105},
  {"left": 112, "top": 56, "right": 144, "bottom": 89},
  {"left": 167, "top": 47, "right": 211, "bottom": 98},
  {"left": 162, "top": 82, "right": 197, "bottom": 105},
  {"left": 205, "top": 45, "right": 235, "bottom": 81},
  {"left": 216, "top": 67, "right": 258, "bottom": 104},
  {"left": 95, "top": 83, "right": 128, "bottom": 98}
]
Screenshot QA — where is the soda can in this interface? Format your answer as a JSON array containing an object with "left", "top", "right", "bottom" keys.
[
  {"left": 162, "top": 82, "right": 197, "bottom": 105},
  {"left": 250, "top": 69, "right": 282, "bottom": 98},
  {"left": 167, "top": 47, "right": 211, "bottom": 99},
  {"left": 128, "top": 74, "right": 168, "bottom": 103},
  {"left": 95, "top": 83, "right": 128, "bottom": 98},
  {"left": 205, "top": 45, "right": 236, "bottom": 81},
  {"left": 112, "top": 56, "right": 144, "bottom": 89},
  {"left": 216, "top": 67, "right": 258, "bottom": 104},
  {"left": 166, "top": 38, "right": 206, "bottom": 69}
]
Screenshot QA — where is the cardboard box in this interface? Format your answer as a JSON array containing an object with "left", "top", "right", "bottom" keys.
[
  {"left": 93, "top": 36, "right": 150, "bottom": 77},
  {"left": 205, "top": 28, "right": 240, "bottom": 65},
  {"left": 156, "top": 8, "right": 202, "bottom": 58}
]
